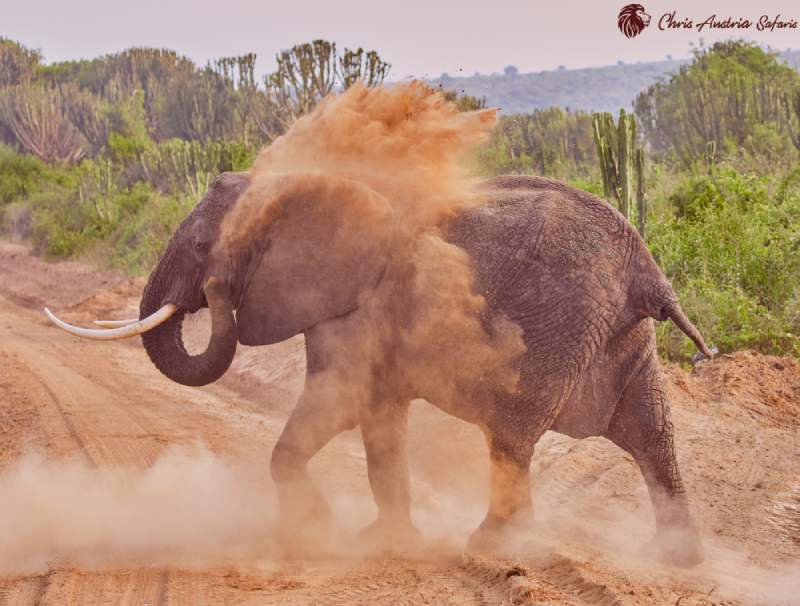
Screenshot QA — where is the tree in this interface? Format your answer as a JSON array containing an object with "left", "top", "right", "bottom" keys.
[
  {"left": 59, "top": 84, "right": 111, "bottom": 155},
  {"left": 338, "top": 48, "right": 390, "bottom": 89},
  {"left": 263, "top": 40, "right": 390, "bottom": 135},
  {"left": 481, "top": 107, "right": 596, "bottom": 178},
  {"left": 0, "top": 38, "right": 40, "bottom": 88},
  {"left": 0, "top": 39, "right": 42, "bottom": 147},
  {"left": 264, "top": 40, "right": 337, "bottom": 132},
  {"left": 635, "top": 41, "right": 800, "bottom": 165},
  {"left": 41, "top": 48, "right": 212, "bottom": 142},
  {"left": 160, "top": 67, "right": 236, "bottom": 141},
  {"left": 0, "top": 84, "right": 85, "bottom": 164},
  {"left": 0, "top": 38, "right": 391, "bottom": 156},
  {"left": 440, "top": 89, "right": 487, "bottom": 111},
  {"left": 592, "top": 110, "right": 647, "bottom": 236},
  {"left": 780, "top": 88, "right": 800, "bottom": 150}
]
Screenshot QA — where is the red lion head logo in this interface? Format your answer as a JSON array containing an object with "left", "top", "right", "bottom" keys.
[{"left": 618, "top": 4, "right": 651, "bottom": 38}]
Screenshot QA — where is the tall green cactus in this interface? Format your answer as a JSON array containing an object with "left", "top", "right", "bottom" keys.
[
  {"left": 704, "top": 140, "right": 717, "bottom": 175},
  {"left": 592, "top": 109, "right": 647, "bottom": 238},
  {"left": 634, "top": 147, "right": 646, "bottom": 239}
]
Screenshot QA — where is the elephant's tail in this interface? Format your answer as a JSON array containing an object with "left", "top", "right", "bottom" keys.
[
  {"left": 661, "top": 300, "right": 715, "bottom": 361},
  {"left": 635, "top": 241, "right": 715, "bottom": 362}
]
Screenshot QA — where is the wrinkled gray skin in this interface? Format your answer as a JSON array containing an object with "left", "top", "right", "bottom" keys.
[{"left": 141, "top": 172, "right": 711, "bottom": 567}]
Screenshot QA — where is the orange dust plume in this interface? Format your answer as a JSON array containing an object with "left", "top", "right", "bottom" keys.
[
  {"left": 220, "top": 81, "right": 497, "bottom": 251},
  {"left": 215, "top": 80, "right": 523, "bottom": 417}
]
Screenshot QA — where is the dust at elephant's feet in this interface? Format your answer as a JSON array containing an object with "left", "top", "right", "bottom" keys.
[
  {"left": 464, "top": 509, "right": 536, "bottom": 558},
  {"left": 641, "top": 524, "right": 706, "bottom": 569},
  {"left": 355, "top": 517, "right": 424, "bottom": 556},
  {"left": 274, "top": 504, "right": 334, "bottom": 559}
]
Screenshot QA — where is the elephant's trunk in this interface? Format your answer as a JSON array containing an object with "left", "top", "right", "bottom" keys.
[{"left": 140, "top": 271, "right": 237, "bottom": 387}]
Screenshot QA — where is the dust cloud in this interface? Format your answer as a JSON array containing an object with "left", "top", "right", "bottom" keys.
[
  {"left": 221, "top": 80, "right": 497, "bottom": 249},
  {"left": 0, "top": 446, "right": 275, "bottom": 575},
  {"left": 219, "top": 81, "right": 525, "bottom": 413},
  {"left": 0, "top": 439, "right": 462, "bottom": 575}
]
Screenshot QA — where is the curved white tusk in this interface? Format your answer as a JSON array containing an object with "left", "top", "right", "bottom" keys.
[
  {"left": 93, "top": 318, "right": 139, "bottom": 328},
  {"left": 44, "top": 304, "right": 179, "bottom": 340}
]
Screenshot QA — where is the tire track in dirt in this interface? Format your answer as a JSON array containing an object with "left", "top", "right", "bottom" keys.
[
  {"left": 0, "top": 346, "right": 95, "bottom": 465},
  {"left": 533, "top": 437, "right": 622, "bottom": 512},
  {"left": 0, "top": 297, "right": 234, "bottom": 605},
  {"left": 463, "top": 554, "right": 632, "bottom": 606},
  {"left": 531, "top": 556, "right": 623, "bottom": 606},
  {"left": 25, "top": 365, "right": 95, "bottom": 466},
  {"left": 0, "top": 575, "right": 48, "bottom": 606},
  {"left": 3, "top": 335, "right": 163, "bottom": 468},
  {"left": 237, "top": 557, "right": 528, "bottom": 606},
  {"left": 767, "top": 481, "right": 800, "bottom": 550}
]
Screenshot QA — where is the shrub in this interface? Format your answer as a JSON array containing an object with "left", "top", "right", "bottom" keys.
[
  {"left": 108, "top": 191, "right": 195, "bottom": 273},
  {"left": 0, "top": 144, "right": 46, "bottom": 204},
  {"left": 567, "top": 177, "right": 603, "bottom": 197},
  {"left": 136, "top": 138, "right": 255, "bottom": 196},
  {"left": 635, "top": 41, "right": 800, "bottom": 167},
  {"left": 29, "top": 185, "right": 95, "bottom": 256},
  {"left": 0, "top": 201, "right": 32, "bottom": 239},
  {"left": 29, "top": 176, "right": 153, "bottom": 258},
  {"left": 650, "top": 168, "right": 800, "bottom": 359},
  {"left": 479, "top": 108, "right": 597, "bottom": 179}
]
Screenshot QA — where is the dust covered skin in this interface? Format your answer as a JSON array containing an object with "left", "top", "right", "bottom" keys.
[{"left": 0, "top": 242, "right": 798, "bottom": 605}]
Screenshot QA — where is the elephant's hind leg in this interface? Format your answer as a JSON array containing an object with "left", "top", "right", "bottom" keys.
[
  {"left": 466, "top": 430, "right": 535, "bottom": 554},
  {"left": 271, "top": 373, "right": 360, "bottom": 552},
  {"left": 604, "top": 357, "right": 704, "bottom": 567}
]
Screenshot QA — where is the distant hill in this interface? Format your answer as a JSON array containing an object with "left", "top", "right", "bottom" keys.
[{"left": 429, "top": 50, "right": 800, "bottom": 115}]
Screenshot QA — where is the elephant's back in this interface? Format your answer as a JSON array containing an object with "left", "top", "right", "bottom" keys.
[
  {"left": 447, "top": 175, "right": 636, "bottom": 289},
  {"left": 445, "top": 176, "right": 641, "bottom": 369}
]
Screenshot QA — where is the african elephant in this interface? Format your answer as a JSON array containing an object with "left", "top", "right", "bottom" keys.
[{"left": 46, "top": 171, "right": 712, "bottom": 567}]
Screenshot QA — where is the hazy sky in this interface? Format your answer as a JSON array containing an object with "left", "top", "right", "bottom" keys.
[{"left": 5, "top": 0, "right": 800, "bottom": 79}]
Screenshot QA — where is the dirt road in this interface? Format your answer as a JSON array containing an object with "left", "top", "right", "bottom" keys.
[{"left": 0, "top": 241, "right": 798, "bottom": 605}]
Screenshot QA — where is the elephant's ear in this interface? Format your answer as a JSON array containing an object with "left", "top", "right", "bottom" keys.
[{"left": 235, "top": 176, "right": 394, "bottom": 345}]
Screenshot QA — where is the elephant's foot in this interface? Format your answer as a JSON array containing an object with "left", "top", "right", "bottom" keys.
[
  {"left": 357, "top": 515, "right": 423, "bottom": 555},
  {"left": 465, "top": 508, "right": 534, "bottom": 556},
  {"left": 642, "top": 522, "right": 704, "bottom": 568},
  {"left": 275, "top": 495, "right": 332, "bottom": 558}
]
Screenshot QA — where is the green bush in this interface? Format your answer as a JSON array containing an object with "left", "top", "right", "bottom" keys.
[
  {"left": 0, "top": 144, "right": 46, "bottom": 205},
  {"left": 108, "top": 191, "right": 195, "bottom": 273},
  {"left": 567, "top": 177, "right": 603, "bottom": 197},
  {"left": 649, "top": 168, "right": 800, "bottom": 359},
  {"left": 30, "top": 176, "right": 152, "bottom": 258},
  {"left": 8, "top": 135, "right": 255, "bottom": 269},
  {"left": 136, "top": 138, "right": 255, "bottom": 196},
  {"left": 29, "top": 185, "right": 95, "bottom": 256},
  {"left": 478, "top": 108, "right": 597, "bottom": 180},
  {"left": 635, "top": 41, "right": 800, "bottom": 167},
  {"left": 1, "top": 201, "right": 32, "bottom": 239}
]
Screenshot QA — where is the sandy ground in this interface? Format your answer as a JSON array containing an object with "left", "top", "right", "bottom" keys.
[{"left": 0, "top": 239, "right": 798, "bottom": 606}]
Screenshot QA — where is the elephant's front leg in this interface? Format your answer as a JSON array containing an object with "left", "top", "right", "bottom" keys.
[
  {"left": 358, "top": 400, "right": 421, "bottom": 550},
  {"left": 270, "top": 372, "right": 359, "bottom": 552}
]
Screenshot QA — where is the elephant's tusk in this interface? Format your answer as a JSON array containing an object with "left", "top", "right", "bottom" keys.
[
  {"left": 44, "top": 304, "right": 179, "bottom": 340},
  {"left": 93, "top": 318, "right": 139, "bottom": 328}
]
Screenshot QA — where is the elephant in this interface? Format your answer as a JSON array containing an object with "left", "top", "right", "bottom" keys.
[{"left": 46, "top": 171, "right": 713, "bottom": 567}]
